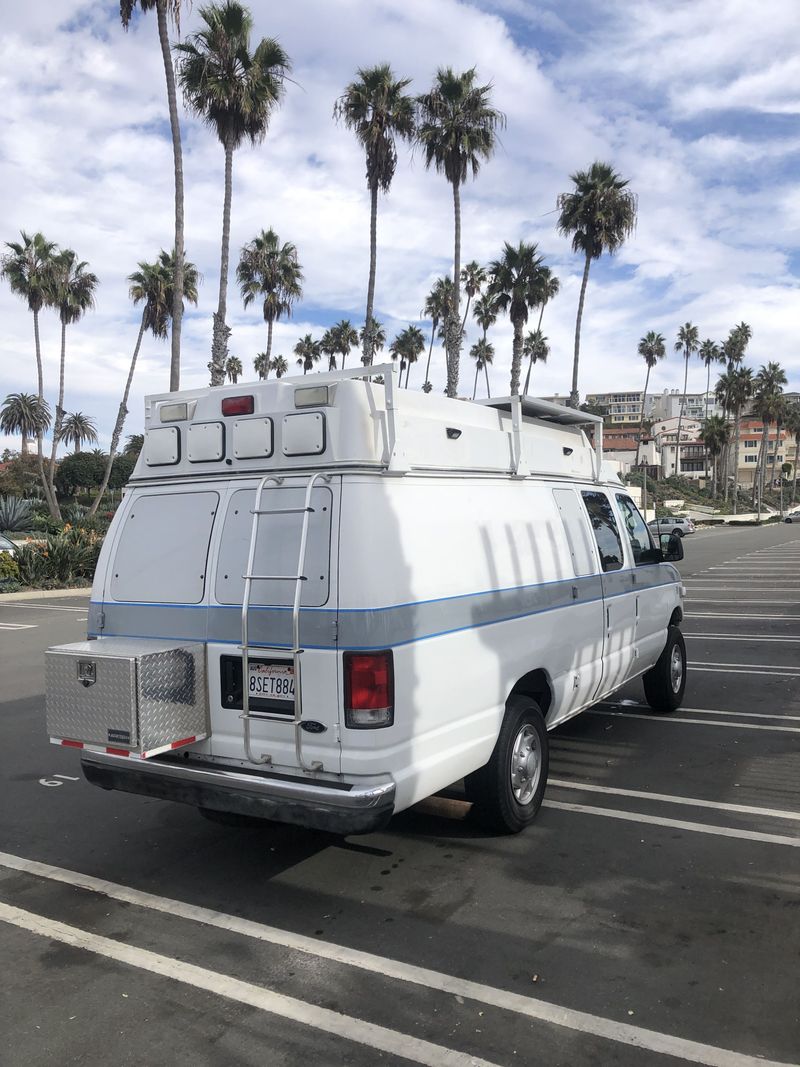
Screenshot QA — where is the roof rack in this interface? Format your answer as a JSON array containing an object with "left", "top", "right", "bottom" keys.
[{"left": 475, "top": 395, "right": 603, "bottom": 480}]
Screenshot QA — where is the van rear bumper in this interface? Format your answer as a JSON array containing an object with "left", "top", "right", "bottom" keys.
[{"left": 81, "top": 752, "right": 395, "bottom": 835}]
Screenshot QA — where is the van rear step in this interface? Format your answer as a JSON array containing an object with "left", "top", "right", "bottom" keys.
[{"left": 46, "top": 638, "right": 209, "bottom": 759}]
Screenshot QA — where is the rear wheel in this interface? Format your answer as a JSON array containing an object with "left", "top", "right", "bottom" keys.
[
  {"left": 465, "top": 695, "right": 549, "bottom": 834},
  {"left": 672, "top": 528, "right": 683, "bottom": 538},
  {"left": 643, "top": 625, "right": 687, "bottom": 713}
]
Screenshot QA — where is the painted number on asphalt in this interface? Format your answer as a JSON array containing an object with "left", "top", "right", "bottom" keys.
[{"left": 39, "top": 774, "right": 80, "bottom": 788}]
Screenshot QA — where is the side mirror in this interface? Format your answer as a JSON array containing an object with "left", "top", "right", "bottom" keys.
[{"left": 660, "top": 532, "right": 683, "bottom": 562}]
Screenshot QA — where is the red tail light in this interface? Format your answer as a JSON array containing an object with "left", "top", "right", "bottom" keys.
[
  {"left": 344, "top": 651, "right": 394, "bottom": 729},
  {"left": 222, "top": 395, "right": 254, "bottom": 416}
]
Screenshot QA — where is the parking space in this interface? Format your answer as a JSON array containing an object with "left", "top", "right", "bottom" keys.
[{"left": 0, "top": 531, "right": 799, "bottom": 1067}]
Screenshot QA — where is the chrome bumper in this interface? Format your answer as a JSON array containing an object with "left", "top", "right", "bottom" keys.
[{"left": 81, "top": 751, "right": 395, "bottom": 835}]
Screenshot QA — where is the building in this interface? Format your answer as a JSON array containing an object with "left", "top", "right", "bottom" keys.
[
  {"left": 652, "top": 418, "right": 705, "bottom": 479},
  {"left": 584, "top": 391, "right": 656, "bottom": 426}
]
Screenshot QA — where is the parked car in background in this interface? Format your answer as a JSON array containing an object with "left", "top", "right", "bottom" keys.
[
  {"left": 648, "top": 515, "right": 695, "bottom": 537},
  {"left": 785, "top": 509, "right": 800, "bottom": 524},
  {"left": 0, "top": 534, "right": 17, "bottom": 556}
]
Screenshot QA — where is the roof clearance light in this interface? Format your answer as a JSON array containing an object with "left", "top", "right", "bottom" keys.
[
  {"left": 344, "top": 651, "right": 394, "bottom": 729},
  {"left": 295, "top": 385, "right": 329, "bottom": 409},
  {"left": 160, "top": 402, "right": 188, "bottom": 423},
  {"left": 221, "top": 395, "right": 254, "bottom": 416}
]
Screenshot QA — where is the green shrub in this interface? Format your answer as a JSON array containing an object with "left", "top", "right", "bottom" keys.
[
  {"left": 13, "top": 529, "right": 102, "bottom": 588},
  {"left": 30, "top": 512, "right": 64, "bottom": 535},
  {"left": 0, "top": 552, "right": 20, "bottom": 588},
  {"left": 15, "top": 542, "right": 49, "bottom": 586},
  {"left": 0, "top": 495, "right": 33, "bottom": 533}
]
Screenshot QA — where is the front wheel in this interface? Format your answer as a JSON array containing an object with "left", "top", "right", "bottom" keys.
[
  {"left": 672, "top": 528, "right": 683, "bottom": 538},
  {"left": 465, "top": 695, "right": 549, "bottom": 833},
  {"left": 643, "top": 625, "right": 687, "bottom": 713}
]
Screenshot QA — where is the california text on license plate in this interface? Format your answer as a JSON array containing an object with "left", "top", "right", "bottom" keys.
[{"left": 248, "top": 663, "right": 295, "bottom": 701}]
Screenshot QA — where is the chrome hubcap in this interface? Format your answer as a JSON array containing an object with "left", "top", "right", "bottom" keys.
[
  {"left": 510, "top": 724, "right": 541, "bottom": 805},
  {"left": 670, "top": 644, "right": 684, "bottom": 693}
]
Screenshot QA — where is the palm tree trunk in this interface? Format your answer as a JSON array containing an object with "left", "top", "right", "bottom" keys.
[
  {"left": 362, "top": 178, "right": 379, "bottom": 366},
  {"left": 732, "top": 410, "right": 742, "bottom": 514},
  {"left": 423, "top": 323, "right": 436, "bottom": 390},
  {"left": 484, "top": 361, "right": 491, "bottom": 398},
  {"left": 523, "top": 356, "right": 534, "bottom": 396},
  {"left": 21, "top": 432, "right": 29, "bottom": 457},
  {"left": 211, "top": 138, "right": 234, "bottom": 386},
  {"left": 793, "top": 438, "right": 799, "bottom": 504},
  {"left": 754, "top": 422, "right": 769, "bottom": 507},
  {"left": 157, "top": 0, "right": 184, "bottom": 393},
  {"left": 31, "top": 308, "right": 58, "bottom": 517},
  {"left": 569, "top": 253, "right": 591, "bottom": 408},
  {"left": 89, "top": 314, "right": 147, "bottom": 516},
  {"left": 266, "top": 319, "right": 274, "bottom": 363},
  {"left": 511, "top": 323, "right": 523, "bottom": 404},
  {"left": 704, "top": 363, "right": 711, "bottom": 481},
  {"left": 770, "top": 423, "right": 781, "bottom": 489},
  {"left": 674, "top": 351, "right": 688, "bottom": 477},
  {"left": 46, "top": 319, "right": 67, "bottom": 518},
  {"left": 636, "top": 363, "right": 652, "bottom": 467},
  {"left": 446, "top": 180, "right": 462, "bottom": 399},
  {"left": 472, "top": 362, "right": 479, "bottom": 400}
]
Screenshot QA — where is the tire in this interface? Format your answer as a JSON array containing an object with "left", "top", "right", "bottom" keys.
[
  {"left": 672, "top": 528, "right": 683, "bottom": 538},
  {"left": 643, "top": 625, "right": 687, "bottom": 713},
  {"left": 465, "top": 695, "right": 549, "bottom": 834}
]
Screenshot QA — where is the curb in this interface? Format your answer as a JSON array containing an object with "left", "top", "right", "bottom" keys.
[{"left": 0, "top": 587, "right": 91, "bottom": 603}]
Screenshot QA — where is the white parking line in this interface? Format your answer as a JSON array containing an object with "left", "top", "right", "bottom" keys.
[
  {"left": 589, "top": 709, "right": 800, "bottom": 733},
  {"left": 5, "top": 605, "right": 89, "bottom": 613},
  {"left": 0, "top": 853, "right": 791, "bottom": 1067},
  {"left": 690, "top": 666, "right": 800, "bottom": 678},
  {"left": 601, "top": 701, "right": 800, "bottom": 722},
  {"left": 687, "top": 634, "right": 800, "bottom": 643},
  {"left": 686, "top": 612, "right": 799, "bottom": 620},
  {"left": 689, "top": 659, "right": 800, "bottom": 671},
  {"left": 687, "top": 599, "right": 800, "bottom": 605},
  {"left": 544, "top": 801, "right": 800, "bottom": 847},
  {"left": 548, "top": 779, "right": 800, "bottom": 822},
  {"left": 0, "top": 622, "right": 38, "bottom": 630},
  {"left": 0, "top": 903, "right": 500, "bottom": 1067}
]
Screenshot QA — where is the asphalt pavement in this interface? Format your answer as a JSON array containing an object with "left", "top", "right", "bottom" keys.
[{"left": 0, "top": 524, "right": 798, "bottom": 1066}]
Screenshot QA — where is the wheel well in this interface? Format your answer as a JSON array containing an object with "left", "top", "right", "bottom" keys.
[
  {"left": 670, "top": 606, "right": 683, "bottom": 626},
  {"left": 510, "top": 669, "right": 553, "bottom": 717}
]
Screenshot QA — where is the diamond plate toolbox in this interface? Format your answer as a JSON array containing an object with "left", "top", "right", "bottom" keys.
[{"left": 46, "top": 638, "right": 208, "bottom": 757}]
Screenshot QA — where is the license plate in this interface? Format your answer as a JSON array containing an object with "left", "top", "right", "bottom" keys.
[{"left": 247, "top": 662, "right": 295, "bottom": 702}]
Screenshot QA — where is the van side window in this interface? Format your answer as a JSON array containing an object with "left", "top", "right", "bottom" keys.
[
  {"left": 615, "top": 494, "right": 654, "bottom": 565},
  {"left": 580, "top": 491, "right": 624, "bottom": 572},
  {"left": 552, "top": 488, "right": 596, "bottom": 576}
]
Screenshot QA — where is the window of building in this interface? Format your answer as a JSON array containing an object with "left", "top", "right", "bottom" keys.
[
  {"left": 580, "top": 491, "right": 624, "bottom": 572},
  {"left": 745, "top": 456, "right": 757, "bottom": 463}
]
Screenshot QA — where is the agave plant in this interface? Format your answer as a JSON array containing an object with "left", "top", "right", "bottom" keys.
[{"left": 0, "top": 494, "right": 34, "bottom": 533}]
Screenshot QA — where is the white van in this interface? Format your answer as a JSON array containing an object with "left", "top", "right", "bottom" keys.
[{"left": 45, "top": 366, "right": 686, "bottom": 835}]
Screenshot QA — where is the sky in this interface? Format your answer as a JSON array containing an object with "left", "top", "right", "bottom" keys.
[{"left": 1, "top": 0, "right": 799, "bottom": 454}]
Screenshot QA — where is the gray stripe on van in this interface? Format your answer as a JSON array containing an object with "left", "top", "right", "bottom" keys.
[{"left": 92, "top": 567, "right": 680, "bottom": 650}]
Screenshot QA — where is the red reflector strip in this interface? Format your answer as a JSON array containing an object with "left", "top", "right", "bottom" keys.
[
  {"left": 170, "top": 736, "right": 197, "bottom": 750},
  {"left": 61, "top": 739, "right": 84, "bottom": 749},
  {"left": 221, "top": 395, "right": 254, "bottom": 416},
  {"left": 105, "top": 747, "right": 130, "bottom": 757}
]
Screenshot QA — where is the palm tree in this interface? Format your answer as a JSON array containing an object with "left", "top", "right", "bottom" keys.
[
  {"left": 60, "top": 413, "right": 98, "bottom": 455},
  {"left": 254, "top": 351, "right": 268, "bottom": 379},
  {"left": 699, "top": 415, "right": 730, "bottom": 498},
  {"left": 673, "top": 322, "right": 699, "bottom": 475},
  {"left": 334, "top": 65, "right": 415, "bottom": 366},
  {"left": 724, "top": 366, "right": 754, "bottom": 514},
  {"left": 226, "top": 355, "right": 243, "bottom": 383},
  {"left": 751, "top": 362, "right": 787, "bottom": 508},
  {"left": 47, "top": 249, "right": 99, "bottom": 513},
  {"left": 635, "top": 331, "right": 665, "bottom": 467},
  {"left": 390, "top": 325, "right": 425, "bottom": 387},
  {"left": 176, "top": 2, "right": 291, "bottom": 384},
  {"left": 124, "top": 433, "right": 144, "bottom": 457},
  {"left": 785, "top": 403, "right": 800, "bottom": 505},
  {"left": 416, "top": 69, "right": 504, "bottom": 397},
  {"left": 329, "top": 319, "right": 359, "bottom": 370},
  {"left": 0, "top": 393, "right": 51, "bottom": 457},
  {"left": 470, "top": 338, "right": 494, "bottom": 399},
  {"left": 237, "top": 227, "right": 302, "bottom": 364},
  {"left": 389, "top": 331, "right": 408, "bottom": 382},
  {"left": 294, "top": 334, "right": 321, "bottom": 374},
  {"left": 698, "top": 339, "right": 721, "bottom": 421},
  {"left": 770, "top": 394, "right": 788, "bottom": 493},
  {"left": 121, "top": 0, "right": 187, "bottom": 391},
  {"left": 522, "top": 329, "right": 550, "bottom": 396},
  {"left": 557, "top": 162, "right": 638, "bottom": 407},
  {"left": 717, "top": 323, "right": 752, "bottom": 493},
  {"left": 320, "top": 328, "right": 338, "bottom": 371},
  {"left": 90, "top": 251, "right": 199, "bottom": 515},
  {"left": 487, "top": 241, "right": 549, "bottom": 397},
  {"left": 460, "top": 261, "right": 486, "bottom": 333},
  {"left": 270, "top": 355, "right": 288, "bottom": 378},
  {"left": 1, "top": 230, "right": 59, "bottom": 514},
  {"left": 359, "top": 318, "right": 386, "bottom": 361},
  {"left": 421, "top": 276, "right": 453, "bottom": 393}
]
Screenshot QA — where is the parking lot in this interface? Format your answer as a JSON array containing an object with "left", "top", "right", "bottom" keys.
[{"left": 0, "top": 523, "right": 798, "bottom": 1067}]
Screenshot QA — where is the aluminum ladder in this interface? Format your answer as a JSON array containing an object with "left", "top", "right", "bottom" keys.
[{"left": 240, "top": 471, "right": 331, "bottom": 771}]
